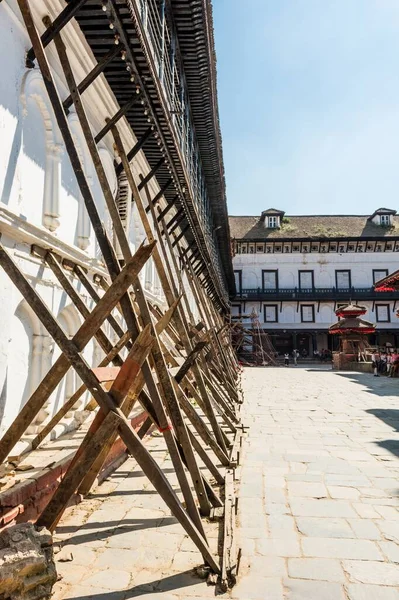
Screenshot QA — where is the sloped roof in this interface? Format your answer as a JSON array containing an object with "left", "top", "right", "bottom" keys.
[
  {"left": 261, "top": 208, "right": 285, "bottom": 217},
  {"left": 229, "top": 215, "right": 399, "bottom": 240}
]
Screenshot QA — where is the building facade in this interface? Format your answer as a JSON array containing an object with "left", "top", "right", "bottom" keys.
[
  {"left": 0, "top": 0, "right": 233, "bottom": 443},
  {"left": 230, "top": 208, "right": 399, "bottom": 356}
]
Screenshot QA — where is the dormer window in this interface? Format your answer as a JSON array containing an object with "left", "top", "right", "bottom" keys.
[
  {"left": 268, "top": 216, "right": 279, "bottom": 228},
  {"left": 368, "top": 208, "right": 396, "bottom": 227},
  {"left": 261, "top": 208, "right": 285, "bottom": 229}
]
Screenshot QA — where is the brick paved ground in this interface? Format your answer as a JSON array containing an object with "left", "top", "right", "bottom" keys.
[
  {"left": 233, "top": 366, "right": 399, "bottom": 600},
  {"left": 51, "top": 366, "right": 399, "bottom": 599}
]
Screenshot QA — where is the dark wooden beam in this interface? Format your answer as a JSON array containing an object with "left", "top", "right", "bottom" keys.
[
  {"left": 145, "top": 178, "right": 173, "bottom": 213},
  {"left": 26, "top": 0, "right": 88, "bottom": 67},
  {"left": 138, "top": 158, "right": 164, "bottom": 191},
  {"left": 172, "top": 224, "right": 190, "bottom": 247},
  {"left": 63, "top": 45, "right": 121, "bottom": 110},
  {"left": 115, "top": 127, "right": 153, "bottom": 175},
  {"left": 95, "top": 96, "right": 138, "bottom": 143},
  {"left": 157, "top": 195, "right": 178, "bottom": 222}
]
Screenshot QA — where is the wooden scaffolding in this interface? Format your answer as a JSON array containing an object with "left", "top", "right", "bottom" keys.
[
  {"left": 0, "top": 0, "right": 242, "bottom": 591},
  {"left": 230, "top": 311, "right": 278, "bottom": 366}
]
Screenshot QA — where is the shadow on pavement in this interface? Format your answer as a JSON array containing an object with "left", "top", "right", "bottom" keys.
[
  {"left": 56, "top": 516, "right": 176, "bottom": 546},
  {"left": 333, "top": 371, "right": 399, "bottom": 396},
  {"left": 62, "top": 570, "right": 212, "bottom": 599}
]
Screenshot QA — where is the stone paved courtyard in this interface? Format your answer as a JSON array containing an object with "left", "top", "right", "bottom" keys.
[
  {"left": 234, "top": 366, "right": 399, "bottom": 600},
  {"left": 51, "top": 366, "right": 399, "bottom": 599}
]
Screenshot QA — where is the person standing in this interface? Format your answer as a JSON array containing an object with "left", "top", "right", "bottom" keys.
[
  {"left": 284, "top": 353, "right": 289, "bottom": 367},
  {"left": 371, "top": 351, "right": 380, "bottom": 377},
  {"left": 293, "top": 349, "right": 298, "bottom": 366}
]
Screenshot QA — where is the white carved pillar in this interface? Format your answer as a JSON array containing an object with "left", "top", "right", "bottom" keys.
[
  {"left": 77, "top": 175, "right": 92, "bottom": 250},
  {"left": 42, "top": 143, "right": 63, "bottom": 232},
  {"left": 26, "top": 334, "right": 53, "bottom": 433}
]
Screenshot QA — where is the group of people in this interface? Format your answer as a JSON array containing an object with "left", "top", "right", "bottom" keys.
[
  {"left": 283, "top": 347, "right": 332, "bottom": 367},
  {"left": 314, "top": 348, "right": 332, "bottom": 362},
  {"left": 371, "top": 349, "right": 399, "bottom": 378}
]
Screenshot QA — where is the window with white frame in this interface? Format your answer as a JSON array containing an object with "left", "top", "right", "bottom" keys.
[
  {"left": 268, "top": 216, "right": 279, "bottom": 228},
  {"left": 376, "top": 304, "right": 390, "bottom": 323},
  {"left": 380, "top": 214, "right": 391, "bottom": 226},
  {"left": 264, "top": 305, "right": 278, "bottom": 323}
]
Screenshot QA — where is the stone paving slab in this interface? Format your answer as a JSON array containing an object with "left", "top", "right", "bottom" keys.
[{"left": 231, "top": 367, "right": 399, "bottom": 600}]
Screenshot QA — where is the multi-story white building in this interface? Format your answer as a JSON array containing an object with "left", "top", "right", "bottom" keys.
[{"left": 230, "top": 207, "right": 399, "bottom": 356}]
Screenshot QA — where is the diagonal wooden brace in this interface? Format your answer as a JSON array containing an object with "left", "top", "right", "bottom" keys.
[{"left": 0, "top": 242, "right": 155, "bottom": 463}]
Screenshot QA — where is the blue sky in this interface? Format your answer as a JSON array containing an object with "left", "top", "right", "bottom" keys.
[{"left": 212, "top": 0, "right": 399, "bottom": 216}]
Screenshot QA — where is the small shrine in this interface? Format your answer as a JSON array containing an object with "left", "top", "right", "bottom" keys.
[{"left": 329, "top": 304, "right": 376, "bottom": 370}]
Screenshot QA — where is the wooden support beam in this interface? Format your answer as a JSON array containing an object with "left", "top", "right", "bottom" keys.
[
  {"left": 52, "top": 23, "right": 131, "bottom": 262},
  {"left": 220, "top": 469, "right": 238, "bottom": 591},
  {"left": 172, "top": 224, "right": 190, "bottom": 247},
  {"left": 157, "top": 195, "right": 178, "bottom": 222},
  {"left": 175, "top": 339, "right": 209, "bottom": 383},
  {"left": 115, "top": 127, "right": 153, "bottom": 175},
  {"left": 45, "top": 251, "right": 124, "bottom": 363},
  {"left": 111, "top": 125, "right": 216, "bottom": 516},
  {"left": 44, "top": 325, "right": 153, "bottom": 529},
  {"left": 52, "top": 22, "right": 209, "bottom": 534},
  {"left": 138, "top": 158, "right": 164, "bottom": 191},
  {"left": 26, "top": 0, "right": 88, "bottom": 66},
  {"left": 95, "top": 96, "right": 138, "bottom": 144},
  {"left": 77, "top": 326, "right": 154, "bottom": 497},
  {"left": 145, "top": 178, "right": 173, "bottom": 213},
  {"left": 74, "top": 265, "right": 126, "bottom": 341},
  {"left": 172, "top": 379, "right": 229, "bottom": 467},
  {"left": 63, "top": 45, "right": 121, "bottom": 110},
  {"left": 0, "top": 243, "right": 154, "bottom": 463},
  {"left": 30, "top": 331, "right": 131, "bottom": 451}
]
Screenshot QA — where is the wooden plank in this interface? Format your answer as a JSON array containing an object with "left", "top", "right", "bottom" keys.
[
  {"left": 74, "top": 265, "right": 127, "bottom": 341},
  {"left": 38, "top": 410, "right": 122, "bottom": 530},
  {"left": 78, "top": 325, "right": 154, "bottom": 496},
  {"left": 220, "top": 469, "right": 238, "bottom": 591}
]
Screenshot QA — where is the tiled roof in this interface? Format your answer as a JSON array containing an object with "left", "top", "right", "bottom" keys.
[{"left": 229, "top": 215, "right": 399, "bottom": 240}]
